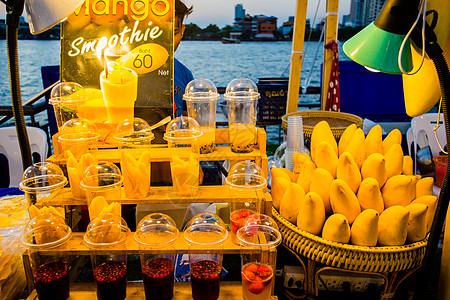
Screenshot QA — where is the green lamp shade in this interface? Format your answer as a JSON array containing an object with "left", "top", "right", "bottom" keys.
[{"left": 343, "top": 22, "right": 413, "bottom": 74}]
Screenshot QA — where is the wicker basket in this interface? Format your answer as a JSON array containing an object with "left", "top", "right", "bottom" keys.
[
  {"left": 273, "top": 208, "right": 427, "bottom": 273},
  {"left": 281, "top": 111, "right": 364, "bottom": 140}
]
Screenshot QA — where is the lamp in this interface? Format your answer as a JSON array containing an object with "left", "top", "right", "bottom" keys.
[
  {"left": 2, "top": 0, "right": 83, "bottom": 170},
  {"left": 343, "top": 0, "right": 450, "bottom": 298},
  {"left": 343, "top": 0, "right": 420, "bottom": 74}
]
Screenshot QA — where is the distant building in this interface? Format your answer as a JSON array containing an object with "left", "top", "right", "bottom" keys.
[
  {"left": 341, "top": 14, "right": 351, "bottom": 27},
  {"left": 254, "top": 15, "right": 277, "bottom": 40},
  {"left": 235, "top": 4, "right": 245, "bottom": 20},
  {"left": 281, "top": 16, "right": 294, "bottom": 37},
  {"left": 349, "top": 0, "right": 364, "bottom": 26}
]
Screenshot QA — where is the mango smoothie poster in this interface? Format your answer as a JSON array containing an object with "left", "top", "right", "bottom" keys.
[{"left": 60, "top": 0, "right": 174, "bottom": 142}]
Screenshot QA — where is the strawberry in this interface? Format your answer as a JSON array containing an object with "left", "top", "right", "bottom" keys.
[
  {"left": 230, "top": 217, "right": 244, "bottom": 233},
  {"left": 257, "top": 265, "right": 272, "bottom": 280},
  {"left": 242, "top": 270, "right": 256, "bottom": 284},
  {"left": 245, "top": 264, "right": 259, "bottom": 274},
  {"left": 231, "top": 212, "right": 243, "bottom": 220},
  {"left": 248, "top": 281, "right": 265, "bottom": 294},
  {"left": 240, "top": 209, "right": 252, "bottom": 218}
]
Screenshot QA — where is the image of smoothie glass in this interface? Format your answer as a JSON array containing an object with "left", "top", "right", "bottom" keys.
[
  {"left": 22, "top": 213, "right": 72, "bottom": 300},
  {"left": 163, "top": 117, "right": 203, "bottom": 197},
  {"left": 223, "top": 78, "right": 260, "bottom": 153},
  {"left": 184, "top": 79, "right": 220, "bottom": 154},
  {"left": 100, "top": 63, "right": 138, "bottom": 125},
  {"left": 184, "top": 213, "right": 228, "bottom": 300},
  {"left": 134, "top": 213, "right": 179, "bottom": 300},
  {"left": 84, "top": 213, "right": 131, "bottom": 300},
  {"left": 58, "top": 118, "right": 100, "bottom": 160},
  {"left": 225, "top": 162, "right": 267, "bottom": 245},
  {"left": 115, "top": 118, "right": 154, "bottom": 199},
  {"left": 237, "top": 214, "right": 281, "bottom": 300}
]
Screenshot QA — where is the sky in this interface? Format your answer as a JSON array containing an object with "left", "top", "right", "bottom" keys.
[{"left": 0, "top": 0, "right": 352, "bottom": 29}]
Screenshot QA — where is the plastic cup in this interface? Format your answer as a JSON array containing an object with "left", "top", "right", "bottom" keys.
[
  {"left": 184, "top": 79, "right": 220, "bottom": 154},
  {"left": 237, "top": 214, "right": 281, "bottom": 300},
  {"left": 115, "top": 118, "right": 154, "bottom": 199},
  {"left": 135, "top": 213, "right": 179, "bottom": 300},
  {"left": 286, "top": 115, "right": 304, "bottom": 151},
  {"left": 433, "top": 155, "right": 447, "bottom": 188},
  {"left": 58, "top": 118, "right": 100, "bottom": 160},
  {"left": 22, "top": 213, "right": 72, "bottom": 300},
  {"left": 100, "top": 67, "right": 138, "bottom": 125},
  {"left": 80, "top": 161, "right": 123, "bottom": 207},
  {"left": 224, "top": 78, "right": 260, "bottom": 153},
  {"left": 84, "top": 213, "right": 131, "bottom": 300},
  {"left": 184, "top": 213, "right": 228, "bottom": 300}
]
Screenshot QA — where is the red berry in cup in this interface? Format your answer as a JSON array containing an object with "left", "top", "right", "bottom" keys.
[
  {"left": 257, "top": 265, "right": 272, "bottom": 280},
  {"left": 240, "top": 209, "right": 251, "bottom": 218},
  {"left": 248, "top": 281, "right": 265, "bottom": 294},
  {"left": 245, "top": 264, "right": 259, "bottom": 274},
  {"left": 242, "top": 270, "right": 256, "bottom": 283}
]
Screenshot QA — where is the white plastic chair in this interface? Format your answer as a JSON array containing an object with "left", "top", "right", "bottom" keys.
[{"left": 0, "top": 127, "right": 48, "bottom": 187}]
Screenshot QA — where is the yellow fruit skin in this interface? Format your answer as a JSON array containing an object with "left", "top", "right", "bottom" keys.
[
  {"left": 412, "top": 195, "right": 437, "bottom": 232},
  {"left": 296, "top": 192, "right": 325, "bottom": 236},
  {"left": 322, "top": 213, "right": 351, "bottom": 243},
  {"left": 381, "top": 175, "right": 415, "bottom": 208},
  {"left": 339, "top": 124, "right": 357, "bottom": 157},
  {"left": 271, "top": 167, "right": 292, "bottom": 182},
  {"left": 382, "top": 129, "right": 402, "bottom": 154},
  {"left": 295, "top": 158, "right": 316, "bottom": 193},
  {"left": 365, "top": 124, "right": 383, "bottom": 158},
  {"left": 271, "top": 177, "right": 291, "bottom": 211},
  {"left": 343, "top": 128, "right": 365, "bottom": 169},
  {"left": 416, "top": 177, "right": 434, "bottom": 198},
  {"left": 310, "top": 168, "right": 334, "bottom": 215},
  {"left": 402, "top": 156, "right": 414, "bottom": 175},
  {"left": 330, "top": 179, "right": 361, "bottom": 224},
  {"left": 378, "top": 206, "right": 410, "bottom": 246},
  {"left": 350, "top": 209, "right": 379, "bottom": 246},
  {"left": 361, "top": 153, "right": 387, "bottom": 188},
  {"left": 89, "top": 196, "right": 109, "bottom": 220},
  {"left": 314, "top": 141, "right": 338, "bottom": 177},
  {"left": 293, "top": 152, "right": 313, "bottom": 182},
  {"left": 336, "top": 152, "right": 361, "bottom": 194},
  {"left": 384, "top": 144, "right": 404, "bottom": 179},
  {"left": 405, "top": 203, "right": 428, "bottom": 243},
  {"left": 357, "top": 178, "right": 384, "bottom": 213},
  {"left": 280, "top": 183, "right": 306, "bottom": 224},
  {"left": 311, "top": 121, "right": 338, "bottom": 163}
]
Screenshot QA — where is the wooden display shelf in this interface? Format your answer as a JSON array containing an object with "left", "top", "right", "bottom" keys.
[{"left": 26, "top": 282, "right": 278, "bottom": 300}]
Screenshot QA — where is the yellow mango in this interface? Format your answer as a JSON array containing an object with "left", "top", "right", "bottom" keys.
[
  {"left": 361, "top": 153, "right": 387, "bottom": 188},
  {"left": 295, "top": 157, "right": 316, "bottom": 193},
  {"left": 343, "top": 128, "right": 365, "bottom": 169},
  {"left": 66, "top": 152, "right": 80, "bottom": 169},
  {"left": 79, "top": 153, "right": 96, "bottom": 172},
  {"left": 310, "top": 168, "right": 335, "bottom": 215},
  {"left": 322, "top": 213, "right": 351, "bottom": 243},
  {"left": 48, "top": 206, "right": 65, "bottom": 218},
  {"left": 365, "top": 124, "right": 383, "bottom": 158},
  {"left": 296, "top": 192, "right": 325, "bottom": 236},
  {"left": 29, "top": 205, "right": 41, "bottom": 219},
  {"left": 330, "top": 179, "right": 361, "bottom": 224},
  {"left": 89, "top": 196, "right": 109, "bottom": 220},
  {"left": 416, "top": 177, "right": 434, "bottom": 198},
  {"left": 119, "top": 43, "right": 169, "bottom": 75},
  {"left": 292, "top": 152, "right": 312, "bottom": 182},
  {"left": 311, "top": 121, "right": 337, "bottom": 163},
  {"left": 378, "top": 206, "right": 410, "bottom": 246},
  {"left": 384, "top": 143, "right": 404, "bottom": 179},
  {"left": 382, "top": 128, "right": 402, "bottom": 154},
  {"left": 339, "top": 124, "right": 357, "bottom": 157},
  {"left": 412, "top": 195, "right": 437, "bottom": 232},
  {"left": 405, "top": 203, "right": 428, "bottom": 243},
  {"left": 271, "top": 177, "right": 291, "bottom": 211},
  {"left": 314, "top": 141, "right": 338, "bottom": 178},
  {"left": 357, "top": 178, "right": 384, "bottom": 213},
  {"left": 381, "top": 175, "right": 415, "bottom": 207},
  {"left": 336, "top": 152, "right": 361, "bottom": 194},
  {"left": 280, "top": 183, "right": 305, "bottom": 224},
  {"left": 271, "top": 167, "right": 292, "bottom": 182},
  {"left": 350, "top": 209, "right": 379, "bottom": 246},
  {"left": 402, "top": 155, "right": 414, "bottom": 175}
]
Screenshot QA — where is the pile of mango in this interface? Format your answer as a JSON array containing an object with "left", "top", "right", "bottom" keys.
[{"left": 271, "top": 121, "right": 437, "bottom": 247}]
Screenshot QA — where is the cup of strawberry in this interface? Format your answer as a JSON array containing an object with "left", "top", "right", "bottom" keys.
[
  {"left": 241, "top": 263, "right": 273, "bottom": 300},
  {"left": 230, "top": 209, "right": 254, "bottom": 244}
]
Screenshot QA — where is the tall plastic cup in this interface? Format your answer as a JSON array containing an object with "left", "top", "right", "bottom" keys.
[
  {"left": 184, "top": 79, "right": 220, "bottom": 154},
  {"left": 58, "top": 118, "right": 100, "bottom": 160},
  {"left": 100, "top": 65, "right": 138, "bottom": 125},
  {"left": 135, "top": 213, "right": 179, "bottom": 300},
  {"left": 225, "top": 161, "right": 267, "bottom": 245},
  {"left": 84, "top": 213, "right": 131, "bottom": 300},
  {"left": 237, "top": 214, "right": 281, "bottom": 300},
  {"left": 22, "top": 213, "right": 72, "bottom": 300},
  {"left": 115, "top": 118, "right": 154, "bottom": 199},
  {"left": 224, "top": 78, "right": 260, "bottom": 153},
  {"left": 184, "top": 213, "right": 228, "bottom": 300}
]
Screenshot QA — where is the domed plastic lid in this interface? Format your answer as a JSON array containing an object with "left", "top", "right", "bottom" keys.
[
  {"left": 184, "top": 213, "right": 228, "bottom": 246},
  {"left": 134, "top": 213, "right": 179, "bottom": 248},
  {"left": 58, "top": 118, "right": 100, "bottom": 142},
  {"left": 163, "top": 116, "right": 203, "bottom": 142},
  {"left": 49, "top": 82, "right": 88, "bottom": 104},
  {"left": 225, "top": 161, "right": 267, "bottom": 191},
  {"left": 84, "top": 213, "right": 130, "bottom": 248},
  {"left": 80, "top": 161, "right": 123, "bottom": 190},
  {"left": 223, "top": 78, "right": 260, "bottom": 101},
  {"left": 19, "top": 162, "right": 68, "bottom": 193},
  {"left": 114, "top": 118, "right": 155, "bottom": 145},
  {"left": 183, "top": 79, "right": 220, "bottom": 102},
  {"left": 22, "top": 213, "right": 72, "bottom": 249},
  {"left": 237, "top": 213, "right": 281, "bottom": 248}
]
